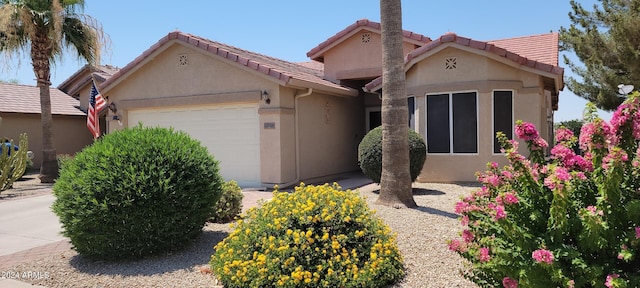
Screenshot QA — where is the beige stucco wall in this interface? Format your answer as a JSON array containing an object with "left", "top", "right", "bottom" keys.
[
  {"left": 407, "top": 47, "right": 551, "bottom": 182},
  {"left": 296, "top": 92, "right": 364, "bottom": 181},
  {"left": 0, "top": 113, "right": 93, "bottom": 169},
  {"left": 322, "top": 30, "right": 418, "bottom": 82}
]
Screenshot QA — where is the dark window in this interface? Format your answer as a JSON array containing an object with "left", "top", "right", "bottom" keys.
[
  {"left": 408, "top": 96, "right": 415, "bottom": 130},
  {"left": 452, "top": 92, "right": 477, "bottom": 153},
  {"left": 426, "top": 94, "right": 450, "bottom": 153},
  {"left": 369, "top": 111, "right": 381, "bottom": 131},
  {"left": 426, "top": 92, "right": 478, "bottom": 154},
  {"left": 493, "top": 91, "right": 513, "bottom": 153}
]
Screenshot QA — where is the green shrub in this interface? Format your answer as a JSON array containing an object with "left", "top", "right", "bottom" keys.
[
  {"left": 0, "top": 134, "right": 28, "bottom": 191},
  {"left": 56, "top": 154, "right": 74, "bottom": 171},
  {"left": 52, "top": 126, "right": 223, "bottom": 260},
  {"left": 209, "top": 180, "right": 244, "bottom": 223},
  {"left": 210, "top": 183, "right": 404, "bottom": 287},
  {"left": 357, "top": 126, "right": 426, "bottom": 183}
]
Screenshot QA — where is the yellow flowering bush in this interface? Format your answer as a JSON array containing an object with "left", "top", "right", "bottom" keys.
[{"left": 210, "top": 183, "right": 404, "bottom": 287}]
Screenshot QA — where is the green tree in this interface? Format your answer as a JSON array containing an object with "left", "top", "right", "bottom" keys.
[
  {"left": 377, "top": 0, "right": 416, "bottom": 208},
  {"left": 0, "top": 0, "right": 105, "bottom": 182},
  {"left": 559, "top": 0, "right": 640, "bottom": 111}
]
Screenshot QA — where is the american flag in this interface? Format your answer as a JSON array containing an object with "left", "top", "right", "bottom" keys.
[{"left": 87, "top": 81, "right": 106, "bottom": 139}]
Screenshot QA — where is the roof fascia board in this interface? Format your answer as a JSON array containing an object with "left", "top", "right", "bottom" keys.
[
  {"left": 308, "top": 27, "right": 427, "bottom": 61},
  {"left": 287, "top": 78, "right": 358, "bottom": 97}
]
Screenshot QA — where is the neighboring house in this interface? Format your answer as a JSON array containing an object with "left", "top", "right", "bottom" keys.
[
  {"left": 96, "top": 19, "right": 562, "bottom": 186},
  {"left": 0, "top": 83, "right": 93, "bottom": 169}
]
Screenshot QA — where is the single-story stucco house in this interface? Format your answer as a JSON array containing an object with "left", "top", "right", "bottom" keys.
[
  {"left": 0, "top": 82, "right": 93, "bottom": 169},
  {"left": 87, "top": 19, "right": 562, "bottom": 186}
]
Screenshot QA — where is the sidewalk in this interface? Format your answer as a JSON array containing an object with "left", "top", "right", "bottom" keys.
[{"left": 0, "top": 172, "right": 372, "bottom": 288}]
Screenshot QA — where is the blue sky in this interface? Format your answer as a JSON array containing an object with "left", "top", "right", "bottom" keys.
[{"left": 1, "top": 0, "right": 610, "bottom": 122}]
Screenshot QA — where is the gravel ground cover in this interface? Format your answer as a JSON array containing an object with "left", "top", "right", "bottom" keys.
[{"left": 6, "top": 181, "right": 478, "bottom": 288}]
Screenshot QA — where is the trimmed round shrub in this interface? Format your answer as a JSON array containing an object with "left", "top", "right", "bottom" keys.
[
  {"left": 209, "top": 180, "right": 244, "bottom": 223},
  {"left": 357, "top": 126, "right": 426, "bottom": 183},
  {"left": 210, "top": 183, "right": 404, "bottom": 287},
  {"left": 52, "top": 126, "right": 223, "bottom": 260}
]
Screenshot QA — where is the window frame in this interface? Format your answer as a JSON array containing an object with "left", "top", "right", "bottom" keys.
[{"left": 425, "top": 91, "right": 479, "bottom": 155}]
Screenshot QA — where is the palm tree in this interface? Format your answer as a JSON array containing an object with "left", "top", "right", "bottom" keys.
[
  {"left": 377, "top": 0, "right": 416, "bottom": 208},
  {"left": 0, "top": 0, "right": 104, "bottom": 182}
]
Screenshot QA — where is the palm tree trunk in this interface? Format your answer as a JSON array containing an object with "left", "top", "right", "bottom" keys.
[
  {"left": 377, "top": 0, "right": 416, "bottom": 207},
  {"left": 32, "top": 30, "right": 59, "bottom": 183}
]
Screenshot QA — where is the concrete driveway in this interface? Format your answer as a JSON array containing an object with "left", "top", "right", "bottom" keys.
[{"left": 0, "top": 193, "right": 66, "bottom": 256}]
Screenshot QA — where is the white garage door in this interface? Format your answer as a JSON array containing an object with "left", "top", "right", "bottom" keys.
[{"left": 128, "top": 103, "right": 261, "bottom": 187}]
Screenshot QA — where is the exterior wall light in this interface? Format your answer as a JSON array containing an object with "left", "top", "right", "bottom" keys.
[
  {"left": 262, "top": 90, "right": 270, "bottom": 104},
  {"left": 108, "top": 102, "right": 117, "bottom": 113}
]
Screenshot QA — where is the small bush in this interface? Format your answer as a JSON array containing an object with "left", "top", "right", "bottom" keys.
[
  {"left": 56, "top": 154, "right": 73, "bottom": 171},
  {"left": 209, "top": 180, "right": 244, "bottom": 223},
  {"left": 357, "top": 126, "right": 426, "bottom": 183},
  {"left": 210, "top": 183, "right": 404, "bottom": 287},
  {"left": 52, "top": 126, "right": 223, "bottom": 260}
]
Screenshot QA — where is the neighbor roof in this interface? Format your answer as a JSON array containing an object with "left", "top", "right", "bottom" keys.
[
  {"left": 101, "top": 31, "right": 358, "bottom": 96},
  {"left": 0, "top": 83, "right": 85, "bottom": 116},
  {"left": 57, "top": 64, "right": 120, "bottom": 96},
  {"left": 488, "top": 33, "right": 559, "bottom": 67},
  {"left": 365, "top": 32, "right": 564, "bottom": 92},
  {"left": 306, "top": 18, "right": 431, "bottom": 62}
]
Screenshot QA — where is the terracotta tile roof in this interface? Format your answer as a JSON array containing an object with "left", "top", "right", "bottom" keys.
[
  {"left": 306, "top": 18, "right": 431, "bottom": 61},
  {"left": 101, "top": 32, "right": 356, "bottom": 96},
  {"left": 488, "top": 33, "right": 559, "bottom": 66},
  {"left": 296, "top": 61, "right": 324, "bottom": 72},
  {"left": 365, "top": 32, "right": 564, "bottom": 92},
  {"left": 0, "top": 83, "right": 85, "bottom": 116}
]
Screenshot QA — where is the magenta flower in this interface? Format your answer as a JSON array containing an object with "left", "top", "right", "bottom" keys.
[
  {"left": 515, "top": 121, "right": 539, "bottom": 141},
  {"left": 605, "top": 274, "right": 619, "bottom": 288},
  {"left": 502, "top": 277, "right": 518, "bottom": 288},
  {"left": 635, "top": 227, "right": 640, "bottom": 239},
  {"left": 479, "top": 247, "right": 490, "bottom": 262},
  {"left": 532, "top": 249, "right": 554, "bottom": 264},
  {"left": 462, "top": 230, "right": 474, "bottom": 243},
  {"left": 501, "top": 170, "right": 514, "bottom": 179},
  {"left": 503, "top": 192, "right": 519, "bottom": 205},
  {"left": 555, "top": 127, "right": 574, "bottom": 143},
  {"left": 555, "top": 166, "right": 571, "bottom": 181},
  {"left": 460, "top": 215, "right": 469, "bottom": 226},
  {"left": 530, "top": 137, "right": 549, "bottom": 151},
  {"left": 448, "top": 239, "right": 467, "bottom": 253},
  {"left": 448, "top": 239, "right": 461, "bottom": 252},
  {"left": 586, "top": 206, "right": 603, "bottom": 216}
]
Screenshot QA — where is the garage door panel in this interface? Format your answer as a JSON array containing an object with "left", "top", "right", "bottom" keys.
[{"left": 128, "top": 104, "right": 260, "bottom": 187}]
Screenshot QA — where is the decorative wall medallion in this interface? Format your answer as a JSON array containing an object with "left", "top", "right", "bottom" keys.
[
  {"left": 178, "top": 54, "right": 189, "bottom": 66},
  {"left": 445, "top": 57, "right": 457, "bottom": 70},
  {"left": 361, "top": 33, "right": 371, "bottom": 44}
]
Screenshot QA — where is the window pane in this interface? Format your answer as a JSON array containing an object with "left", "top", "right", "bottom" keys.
[
  {"left": 369, "top": 111, "right": 381, "bottom": 131},
  {"left": 408, "top": 96, "right": 415, "bottom": 130},
  {"left": 452, "top": 92, "right": 477, "bottom": 153},
  {"left": 493, "top": 91, "right": 513, "bottom": 153},
  {"left": 427, "top": 94, "right": 450, "bottom": 153}
]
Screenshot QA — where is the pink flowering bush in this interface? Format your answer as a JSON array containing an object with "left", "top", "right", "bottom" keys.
[{"left": 449, "top": 93, "right": 640, "bottom": 287}]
